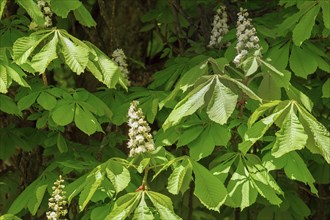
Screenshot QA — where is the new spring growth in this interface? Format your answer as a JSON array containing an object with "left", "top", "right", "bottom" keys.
[
  {"left": 233, "top": 8, "right": 260, "bottom": 66},
  {"left": 127, "top": 101, "right": 155, "bottom": 157},
  {"left": 112, "top": 49, "right": 131, "bottom": 86},
  {"left": 208, "top": 6, "right": 229, "bottom": 49},
  {"left": 46, "top": 175, "right": 68, "bottom": 220}
]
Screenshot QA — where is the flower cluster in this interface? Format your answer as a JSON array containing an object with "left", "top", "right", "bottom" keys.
[
  {"left": 233, "top": 8, "right": 260, "bottom": 66},
  {"left": 46, "top": 175, "right": 68, "bottom": 220},
  {"left": 208, "top": 6, "right": 229, "bottom": 48},
  {"left": 127, "top": 101, "right": 155, "bottom": 157},
  {"left": 37, "top": 0, "right": 53, "bottom": 27},
  {"left": 112, "top": 49, "right": 131, "bottom": 86}
]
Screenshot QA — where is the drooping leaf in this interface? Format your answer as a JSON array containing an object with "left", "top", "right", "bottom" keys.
[
  {"left": 167, "top": 160, "right": 192, "bottom": 195},
  {"left": 321, "top": 1, "right": 330, "bottom": 29},
  {"left": 289, "top": 45, "right": 318, "bottom": 78},
  {"left": 292, "top": 5, "right": 320, "bottom": 46},
  {"left": 133, "top": 193, "right": 154, "bottom": 220},
  {"left": 147, "top": 191, "right": 181, "bottom": 220},
  {"left": 0, "top": 0, "right": 6, "bottom": 20},
  {"left": 56, "top": 133, "right": 68, "bottom": 153},
  {"left": 105, "top": 192, "right": 141, "bottom": 220},
  {"left": 207, "top": 77, "right": 238, "bottom": 124},
  {"left": 272, "top": 106, "right": 308, "bottom": 157},
  {"left": 59, "top": 33, "right": 89, "bottom": 74},
  {"left": 17, "top": 92, "right": 40, "bottom": 111},
  {"left": 31, "top": 33, "right": 58, "bottom": 73},
  {"left": 16, "top": 0, "right": 45, "bottom": 25},
  {"left": 106, "top": 160, "right": 130, "bottom": 193},
  {"left": 239, "top": 102, "right": 291, "bottom": 154},
  {"left": 267, "top": 41, "right": 290, "bottom": 70},
  {"left": 79, "top": 167, "right": 105, "bottom": 211},
  {"left": 163, "top": 77, "right": 213, "bottom": 129},
  {"left": 73, "top": 4, "right": 97, "bottom": 27},
  {"left": 284, "top": 152, "right": 318, "bottom": 194},
  {"left": 297, "top": 104, "right": 330, "bottom": 164},
  {"left": 51, "top": 0, "right": 82, "bottom": 18},
  {"left": 13, "top": 30, "right": 53, "bottom": 64},
  {"left": 191, "top": 160, "right": 227, "bottom": 211},
  {"left": 0, "top": 94, "right": 21, "bottom": 116},
  {"left": 227, "top": 159, "right": 258, "bottom": 210}
]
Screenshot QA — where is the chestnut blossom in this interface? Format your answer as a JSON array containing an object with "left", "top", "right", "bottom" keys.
[
  {"left": 208, "top": 6, "right": 229, "bottom": 48},
  {"left": 233, "top": 8, "right": 260, "bottom": 66},
  {"left": 37, "top": 0, "right": 53, "bottom": 27},
  {"left": 46, "top": 175, "right": 68, "bottom": 220},
  {"left": 112, "top": 49, "right": 131, "bottom": 86},
  {"left": 127, "top": 101, "right": 155, "bottom": 157}
]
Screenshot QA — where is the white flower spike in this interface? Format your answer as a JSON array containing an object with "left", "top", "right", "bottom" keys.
[
  {"left": 127, "top": 101, "right": 155, "bottom": 157},
  {"left": 208, "top": 6, "right": 229, "bottom": 49},
  {"left": 112, "top": 49, "right": 131, "bottom": 86},
  {"left": 233, "top": 8, "right": 260, "bottom": 66},
  {"left": 46, "top": 175, "right": 68, "bottom": 220}
]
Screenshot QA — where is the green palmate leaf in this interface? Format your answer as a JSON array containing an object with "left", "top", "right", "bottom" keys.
[
  {"left": 272, "top": 106, "right": 308, "bottom": 157},
  {"left": 146, "top": 191, "right": 181, "bottom": 220},
  {"left": 13, "top": 30, "right": 53, "bottom": 64},
  {"left": 211, "top": 153, "right": 238, "bottom": 182},
  {"left": 133, "top": 193, "right": 154, "bottom": 220},
  {"left": 0, "top": 0, "right": 6, "bottom": 20},
  {"left": 258, "top": 73, "right": 281, "bottom": 100},
  {"left": 159, "top": 59, "right": 208, "bottom": 108},
  {"left": 79, "top": 167, "right": 105, "bottom": 211},
  {"left": 31, "top": 33, "right": 58, "bottom": 73},
  {"left": 51, "top": 102, "right": 75, "bottom": 126},
  {"left": 5, "top": 65, "right": 29, "bottom": 87},
  {"left": 321, "top": 1, "right": 330, "bottom": 29},
  {"left": 207, "top": 77, "right": 238, "bottom": 124},
  {"left": 59, "top": 33, "right": 89, "bottom": 74},
  {"left": 177, "top": 124, "right": 203, "bottom": 147},
  {"left": 243, "top": 57, "right": 259, "bottom": 77},
  {"left": 37, "top": 91, "right": 57, "bottom": 110},
  {"left": 163, "top": 77, "right": 213, "bottom": 129},
  {"left": 106, "top": 160, "right": 130, "bottom": 193},
  {"left": 292, "top": 5, "right": 320, "bottom": 46},
  {"left": 297, "top": 105, "right": 330, "bottom": 164},
  {"left": 191, "top": 160, "right": 227, "bottom": 211},
  {"left": 289, "top": 45, "right": 318, "bottom": 78},
  {"left": 28, "top": 184, "right": 47, "bottom": 215},
  {"left": 239, "top": 102, "right": 290, "bottom": 154},
  {"left": 267, "top": 41, "right": 290, "bottom": 70},
  {"left": 0, "top": 214, "right": 22, "bottom": 220},
  {"left": 219, "top": 74, "right": 262, "bottom": 102},
  {"left": 51, "top": 0, "right": 82, "bottom": 18},
  {"left": 16, "top": 0, "right": 45, "bottom": 25},
  {"left": 0, "top": 95, "right": 21, "bottom": 116},
  {"left": 189, "top": 123, "right": 231, "bottom": 160},
  {"left": 322, "top": 78, "right": 330, "bottom": 98},
  {"left": 0, "top": 66, "right": 8, "bottom": 93},
  {"left": 167, "top": 160, "right": 192, "bottom": 195},
  {"left": 56, "top": 133, "right": 68, "bottom": 153},
  {"left": 73, "top": 4, "right": 97, "bottom": 27},
  {"left": 227, "top": 159, "right": 258, "bottom": 210},
  {"left": 85, "top": 42, "right": 123, "bottom": 89},
  {"left": 17, "top": 92, "right": 40, "bottom": 110},
  {"left": 286, "top": 84, "right": 313, "bottom": 111},
  {"left": 259, "top": 59, "right": 291, "bottom": 89},
  {"left": 105, "top": 192, "right": 141, "bottom": 220},
  {"left": 284, "top": 152, "right": 317, "bottom": 194},
  {"left": 8, "top": 177, "right": 46, "bottom": 215},
  {"left": 74, "top": 104, "right": 99, "bottom": 135}
]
